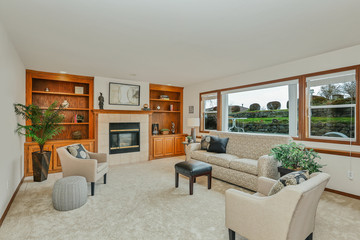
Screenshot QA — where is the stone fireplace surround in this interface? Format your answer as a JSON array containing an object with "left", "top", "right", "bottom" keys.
[{"left": 95, "top": 110, "right": 150, "bottom": 165}]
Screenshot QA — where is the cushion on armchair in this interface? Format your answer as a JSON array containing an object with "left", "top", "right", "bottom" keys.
[
  {"left": 268, "top": 170, "right": 310, "bottom": 196},
  {"left": 67, "top": 144, "right": 90, "bottom": 159}
]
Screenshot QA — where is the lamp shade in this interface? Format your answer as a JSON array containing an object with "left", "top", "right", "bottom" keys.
[{"left": 187, "top": 118, "right": 200, "bottom": 127}]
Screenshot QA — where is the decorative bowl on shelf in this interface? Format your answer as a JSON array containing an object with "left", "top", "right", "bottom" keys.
[
  {"left": 160, "top": 129, "right": 170, "bottom": 135},
  {"left": 72, "top": 131, "right": 82, "bottom": 140}
]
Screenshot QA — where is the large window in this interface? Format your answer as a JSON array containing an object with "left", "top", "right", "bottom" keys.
[
  {"left": 199, "top": 65, "right": 359, "bottom": 145},
  {"left": 307, "top": 70, "right": 356, "bottom": 141},
  {"left": 222, "top": 80, "right": 298, "bottom": 136},
  {"left": 201, "top": 93, "right": 218, "bottom": 131}
]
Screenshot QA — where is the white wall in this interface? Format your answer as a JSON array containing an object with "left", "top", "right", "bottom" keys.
[
  {"left": 94, "top": 76, "right": 149, "bottom": 110},
  {"left": 0, "top": 22, "right": 25, "bottom": 218},
  {"left": 183, "top": 44, "right": 360, "bottom": 196}
]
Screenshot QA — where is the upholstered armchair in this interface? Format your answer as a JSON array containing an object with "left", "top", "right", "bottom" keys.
[
  {"left": 225, "top": 173, "right": 330, "bottom": 240},
  {"left": 57, "top": 145, "right": 109, "bottom": 196}
]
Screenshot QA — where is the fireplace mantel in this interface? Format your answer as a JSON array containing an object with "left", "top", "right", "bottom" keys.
[{"left": 92, "top": 109, "right": 153, "bottom": 115}]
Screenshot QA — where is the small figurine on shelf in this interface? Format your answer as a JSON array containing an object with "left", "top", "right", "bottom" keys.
[
  {"left": 142, "top": 104, "right": 151, "bottom": 111},
  {"left": 171, "top": 121, "right": 176, "bottom": 134},
  {"left": 61, "top": 100, "right": 69, "bottom": 108},
  {"left": 169, "top": 104, "right": 174, "bottom": 111},
  {"left": 98, "top": 92, "right": 104, "bottom": 109},
  {"left": 156, "top": 105, "right": 161, "bottom": 110},
  {"left": 45, "top": 88, "right": 50, "bottom": 92}
]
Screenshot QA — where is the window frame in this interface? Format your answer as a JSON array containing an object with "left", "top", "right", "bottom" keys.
[
  {"left": 198, "top": 64, "right": 360, "bottom": 145},
  {"left": 199, "top": 91, "right": 221, "bottom": 132},
  {"left": 302, "top": 66, "right": 360, "bottom": 145}
]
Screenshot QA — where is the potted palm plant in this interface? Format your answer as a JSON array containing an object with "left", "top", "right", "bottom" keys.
[
  {"left": 14, "top": 102, "right": 65, "bottom": 182},
  {"left": 270, "top": 142, "right": 324, "bottom": 176}
]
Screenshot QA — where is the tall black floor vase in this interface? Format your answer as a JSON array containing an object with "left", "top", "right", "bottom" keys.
[{"left": 32, "top": 151, "right": 51, "bottom": 182}]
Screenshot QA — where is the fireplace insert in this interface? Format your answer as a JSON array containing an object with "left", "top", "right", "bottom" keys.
[{"left": 109, "top": 122, "right": 140, "bottom": 154}]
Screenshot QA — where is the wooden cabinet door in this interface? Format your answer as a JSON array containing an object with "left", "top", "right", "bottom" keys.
[
  {"left": 175, "top": 136, "right": 185, "bottom": 155},
  {"left": 153, "top": 138, "right": 164, "bottom": 158},
  {"left": 164, "top": 137, "right": 175, "bottom": 156},
  {"left": 25, "top": 144, "right": 52, "bottom": 175}
]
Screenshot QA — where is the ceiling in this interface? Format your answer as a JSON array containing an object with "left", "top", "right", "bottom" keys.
[{"left": 1, "top": 0, "right": 360, "bottom": 86}]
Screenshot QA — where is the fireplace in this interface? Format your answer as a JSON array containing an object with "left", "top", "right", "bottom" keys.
[{"left": 109, "top": 122, "right": 140, "bottom": 154}]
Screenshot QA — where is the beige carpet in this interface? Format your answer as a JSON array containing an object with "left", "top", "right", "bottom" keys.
[{"left": 1, "top": 157, "right": 360, "bottom": 240}]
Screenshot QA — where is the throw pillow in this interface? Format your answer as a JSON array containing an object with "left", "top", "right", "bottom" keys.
[
  {"left": 207, "top": 136, "right": 229, "bottom": 153},
  {"left": 200, "top": 135, "right": 211, "bottom": 150},
  {"left": 67, "top": 144, "right": 90, "bottom": 159},
  {"left": 268, "top": 170, "right": 310, "bottom": 196}
]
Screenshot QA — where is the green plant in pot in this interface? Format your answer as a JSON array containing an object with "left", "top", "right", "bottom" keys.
[
  {"left": 270, "top": 142, "right": 324, "bottom": 175},
  {"left": 14, "top": 102, "right": 65, "bottom": 182},
  {"left": 186, "top": 135, "right": 193, "bottom": 143}
]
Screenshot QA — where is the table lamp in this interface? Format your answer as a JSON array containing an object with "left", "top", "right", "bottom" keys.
[{"left": 187, "top": 118, "right": 200, "bottom": 142}]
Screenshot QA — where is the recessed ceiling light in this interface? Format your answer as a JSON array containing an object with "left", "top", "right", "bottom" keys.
[{"left": 59, "top": 71, "right": 67, "bottom": 74}]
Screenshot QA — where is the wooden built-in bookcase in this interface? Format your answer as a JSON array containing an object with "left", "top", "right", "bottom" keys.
[
  {"left": 149, "top": 84, "right": 185, "bottom": 159},
  {"left": 24, "top": 70, "right": 95, "bottom": 176}
]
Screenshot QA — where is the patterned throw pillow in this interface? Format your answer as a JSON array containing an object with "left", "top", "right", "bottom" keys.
[
  {"left": 67, "top": 144, "right": 90, "bottom": 159},
  {"left": 268, "top": 170, "right": 310, "bottom": 196},
  {"left": 200, "top": 135, "right": 211, "bottom": 150}
]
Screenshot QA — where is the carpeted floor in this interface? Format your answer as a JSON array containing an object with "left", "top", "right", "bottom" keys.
[{"left": 1, "top": 157, "right": 360, "bottom": 240}]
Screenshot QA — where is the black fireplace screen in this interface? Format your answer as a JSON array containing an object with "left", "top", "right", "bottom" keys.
[{"left": 109, "top": 122, "right": 140, "bottom": 154}]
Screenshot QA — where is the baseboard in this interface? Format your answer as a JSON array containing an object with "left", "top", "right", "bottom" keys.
[
  {"left": 0, "top": 176, "right": 24, "bottom": 227},
  {"left": 325, "top": 188, "right": 360, "bottom": 200}
]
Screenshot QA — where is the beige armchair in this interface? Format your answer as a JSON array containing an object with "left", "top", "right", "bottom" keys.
[
  {"left": 57, "top": 145, "right": 109, "bottom": 196},
  {"left": 225, "top": 173, "right": 330, "bottom": 240}
]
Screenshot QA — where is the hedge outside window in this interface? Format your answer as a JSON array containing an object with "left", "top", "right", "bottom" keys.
[
  {"left": 222, "top": 80, "right": 299, "bottom": 137},
  {"left": 306, "top": 70, "right": 356, "bottom": 141}
]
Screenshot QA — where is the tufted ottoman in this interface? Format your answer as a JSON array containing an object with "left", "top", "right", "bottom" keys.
[
  {"left": 52, "top": 176, "right": 88, "bottom": 211},
  {"left": 175, "top": 160, "right": 212, "bottom": 195}
]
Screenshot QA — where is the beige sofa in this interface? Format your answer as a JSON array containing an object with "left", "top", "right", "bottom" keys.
[
  {"left": 226, "top": 173, "right": 330, "bottom": 240},
  {"left": 186, "top": 131, "right": 292, "bottom": 191}
]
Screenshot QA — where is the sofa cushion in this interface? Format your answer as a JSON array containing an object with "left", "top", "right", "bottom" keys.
[
  {"left": 229, "top": 158, "right": 258, "bottom": 176},
  {"left": 209, "top": 131, "right": 292, "bottom": 160},
  {"left": 268, "top": 170, "right": 310, "bottom": 196},
  {"left": 207, "top": 136, "right": 229, "bottom": 153},
  {"left": 190, "top": 150, "right": 217, "bottom": 162},
  {"left": 207, "top": 154, "right": 238, "bottom": 168}
]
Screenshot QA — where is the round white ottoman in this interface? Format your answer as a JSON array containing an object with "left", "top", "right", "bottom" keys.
[{"left": 52, "top": 176, "right": 87, "bottom": 211}]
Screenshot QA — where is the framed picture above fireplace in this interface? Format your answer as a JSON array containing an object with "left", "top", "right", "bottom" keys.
[{"left": 109, "top": 82, "right": 140, "bottom": 106}]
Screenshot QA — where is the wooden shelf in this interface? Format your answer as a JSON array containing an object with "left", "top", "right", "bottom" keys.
[
  {"left": 152, "top": 110, "right": 180, "bottom": 113},
  {"left": 39, "top": 107, "right": 89, "bottom": 111},
  {"left": 150, "top": 98, "right": 181, "bottom": 102},
  {"left": 59, "top": 122, "right": 89, "bottom": 125},
  {"left": 32, "top": 91, "right": 89, "bottom": 97}
]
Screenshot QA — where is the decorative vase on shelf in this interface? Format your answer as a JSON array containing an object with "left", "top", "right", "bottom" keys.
[{"left": 61, "top": 100, "right": 70, "bottom": 108}]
